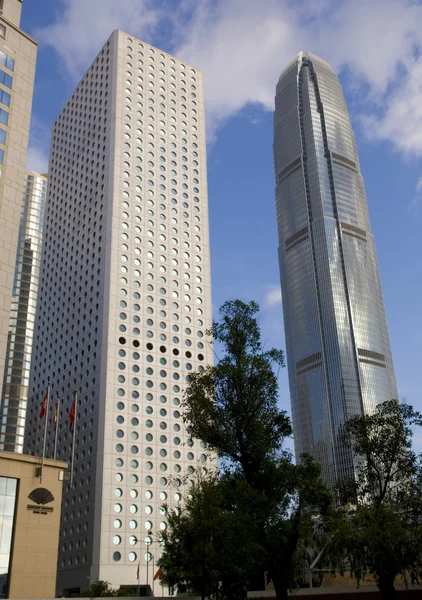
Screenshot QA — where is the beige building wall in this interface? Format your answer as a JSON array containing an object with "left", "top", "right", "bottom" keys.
[
  {"left": 0, "top": 0, "right": 37, "bottom": 399},
  {"left": 0, "top": 451, "right": 67, "bottom": 598}
]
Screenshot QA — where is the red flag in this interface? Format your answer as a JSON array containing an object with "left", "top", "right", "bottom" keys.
[
  {"left": 153, "top": 567, "right": 162, "bottom": 581},
  {"left": 53, "top": 403, "right": 59, "bottom": 428},
  {"left": 68, "top": 398, "right": 76, "bottom": 430},
  {"left": 40, "top": 389, "right": 48, "bottom": 419}
]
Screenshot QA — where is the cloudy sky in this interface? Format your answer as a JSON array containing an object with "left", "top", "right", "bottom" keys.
[{"left": 22, "top": 0, "right": 422, "bottom": 437}]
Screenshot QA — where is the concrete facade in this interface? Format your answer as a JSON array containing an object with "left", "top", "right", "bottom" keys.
[
  {"left": 0, "top": 450, "right": 67, "bottom": 598},
  {"left": 0, "top": 0, "right": 37, "bottom": 407},
  {"left": 25, "top": 31, "right": 213, "bottom": 594}
]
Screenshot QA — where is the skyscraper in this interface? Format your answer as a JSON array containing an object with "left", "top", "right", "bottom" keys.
[
  {"left": 273, "top": 52, "right": 397, "bottom": 488},
  {"left": 24, "top": 31, "right": 212, "bottom": 593},
  {"left": 0, "top": 172, "right": 47, "bottom": 453},
  {"left": 0, "top": 0, "right": 37, "bottom": 404}
]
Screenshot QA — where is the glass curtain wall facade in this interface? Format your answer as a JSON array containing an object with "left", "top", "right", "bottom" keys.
[
  {"left": 274, "top": 52, "right": 397, "bottom": 488},
  {"left": 0, "top": 173, "right": 47, "bottom": 452},
  {"left": 24, "top": 31, "right": 213, "bottom": 594}
]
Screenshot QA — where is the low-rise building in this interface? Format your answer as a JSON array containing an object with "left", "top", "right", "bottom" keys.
[{"left": 0, "top": 450, "right": 67, "bottom": 598}]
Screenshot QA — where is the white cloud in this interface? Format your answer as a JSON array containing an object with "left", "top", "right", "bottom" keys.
[
  {"left": 33, "top": 0, "right": 422, "bottom": 152},
  {"left": 362, "top": 56, "right": 422, "bottom": 157},
  {"left": 35, "top": 0, "right": 163, "bottom": 80},
  {"left": 264, "top": 286, "right": 282, "bottom": 307},
  {"left": 172, "top": 0, "right": 422, "bottom": 141},
  {"left": 26, "top": 146, "right": 49, "bottom": 174},
  {"left": 313, "top": 0, "right": 422, "bottom": 97},
  {"left": 174, "top": 0, "right": 302, "bottom": 135}
]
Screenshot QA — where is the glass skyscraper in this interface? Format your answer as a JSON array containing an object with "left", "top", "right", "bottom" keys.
[
  {"left": 0, "top": 172, "right": 47, "bottom": 453},
  {"left": 274, "top": 52, "right": 397, "bottom": 488}
]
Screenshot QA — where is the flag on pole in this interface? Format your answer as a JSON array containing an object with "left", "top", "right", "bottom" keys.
[
  {"left": 40, "top": 388, "right": 49, "bottom": 419},
  {"left": 70, "top": 391, "right": 78, "bottom": 487},
  {"left": 54, "top": 398, "right": 60, "bottom": 460},
  {"left": 68, "top": 398, "right": 76, "bottom": 430},
  {"left": 153, "top": 567, "right": 162, "bottom": 581},
  {"left": 136, "top": 562, "right": 140, "bottom": 581},
  {"left": 39, "top": 385, "right": 50, "bottom": 482}
]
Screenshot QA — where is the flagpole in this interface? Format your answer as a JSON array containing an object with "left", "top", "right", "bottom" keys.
[
  {"left": 70, "top": 391, "right": 77, "bottom": 487},
  {"left": 54, "top": 398, "right": 60, "bottom": 460},
  {"left": 40, "top": 385, "right": 50, "bottom": 483}
]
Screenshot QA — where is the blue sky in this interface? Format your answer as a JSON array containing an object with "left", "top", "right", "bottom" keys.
[{"left": 21, "top": 0, "right": 422, "bottom": 443}]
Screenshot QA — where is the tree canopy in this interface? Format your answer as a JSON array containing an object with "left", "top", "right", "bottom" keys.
[
  {"left": 330, "top": 400, "right": 422, "bottom": 599},
  {"left": 158, "top": 300, "right": 331, "bottom": 600}
]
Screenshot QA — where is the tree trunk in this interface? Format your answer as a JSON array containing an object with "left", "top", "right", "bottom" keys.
[
  {"left": 377, "top": 574, "right": 397, "bottom": 600},
  {"left": 269, "top": 571, "right": 289, "bottom": 600}
]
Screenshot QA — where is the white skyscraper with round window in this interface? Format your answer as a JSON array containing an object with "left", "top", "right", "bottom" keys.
[{"left": 24, "top": 30, "right": 212, "bottom": 595}]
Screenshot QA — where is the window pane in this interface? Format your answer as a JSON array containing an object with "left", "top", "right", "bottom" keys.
[
  {"left": 0, "top": 69, "right": 12, "bottom": 88},
  {"left": 0, "top": 51, "right": 14, "bottom": 72},
  {"left": 0, "top": 90, "right": 10, "bottom": 107},
  {"left": 0, "top": 109, "right": 8, "bottom": 125}
]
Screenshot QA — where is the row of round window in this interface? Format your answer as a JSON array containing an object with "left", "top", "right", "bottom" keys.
[
  {"left": 121, "top": 189, "right": 201, "bottom": 205},
  {"left": 120, "top": 197, "right": 201, "bottom": 217},
  {"left": 116, "top": 399, "right": 185, "bottom": 415},
  {"left": 121, "top": 138, "right": 200, "bottom": 163},
  {"left": 122, "top": 97, "right": 198, "bottom": 123},
  {"left": 123, "top": 71, "right": 198, "bottom": 96},
  {"left": 112, "top": 550, "right": 155, "bottom": 563},
  {"left": 113, "top": 511, "right": 167, "bottom": 532},
  {"left": 125, "top": 40, "right": 196, "bottom": 75},
  {"left": 122, "top": 110, "right": 198, "bottom": 133},
  {"left": 125, "top": 55, "right": 197, "bottom": 81}
]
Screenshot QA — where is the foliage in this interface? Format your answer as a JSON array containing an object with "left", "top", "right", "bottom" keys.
[
  {"left": 184, "top": 300, "right": 289, "bottom": 485},
  {"left": 158, "top": 475, "right": 265, "bottom": 600},
  {"left": 83, "top": 581, "right": 132, "bottom": 598},
  {"left": 159, "top": 300, "right": 331, "bottom": 600},
  {"left": 329, "top": 400, "right": 422, "bottom": 599}
]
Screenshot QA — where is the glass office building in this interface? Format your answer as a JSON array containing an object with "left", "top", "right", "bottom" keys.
[
  {"left": 274, "top": 52, "right": 397, "bottom": 488},
  {"left": 0, "top": 173, "right": 47, "bottom": 453}
]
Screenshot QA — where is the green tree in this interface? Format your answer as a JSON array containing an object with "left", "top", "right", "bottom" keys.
[
  {"left": 160, "top": 300, "right": 331, "bottom": 600},
  {"left": 85, "top": 581, "right": 115, "bottom": 598},
  {"left": 83, "top": 581, "right": 133, "bottom": 598},
  {"left": 158, "top": 475, "right": 264, "bottom": 600},
  {"left": 330, "top": 400, "right": 422, "bottom": 599}
]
